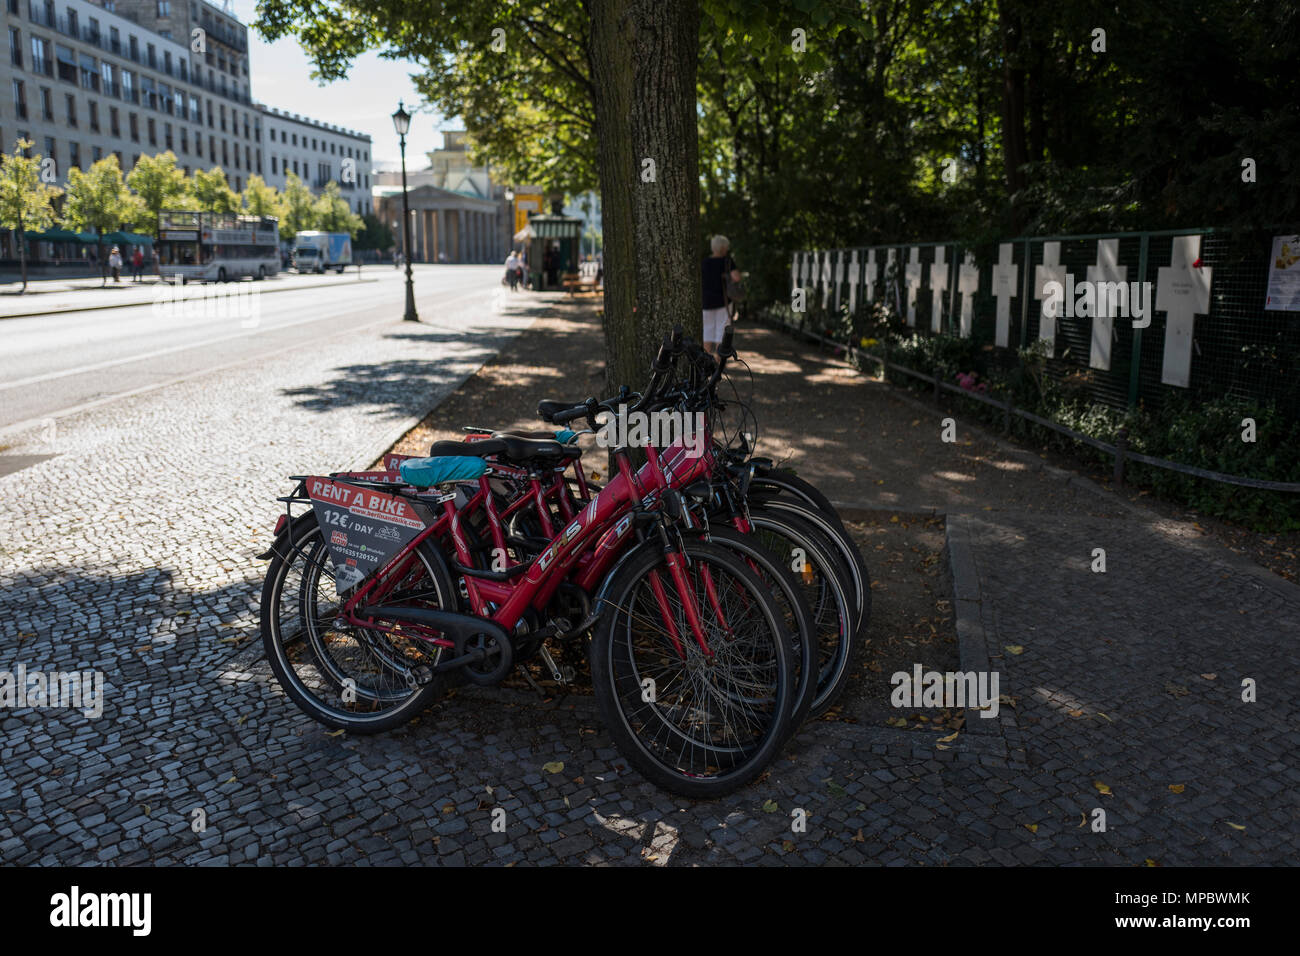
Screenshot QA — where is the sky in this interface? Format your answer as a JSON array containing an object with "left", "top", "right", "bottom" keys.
[{"left": 226, "top": 0, "right": 449, "bottom": 169}]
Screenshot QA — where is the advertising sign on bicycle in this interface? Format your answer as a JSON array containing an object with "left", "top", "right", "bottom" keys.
[{"left": 306, "top": 478, "right": 433, "bottom": 592}]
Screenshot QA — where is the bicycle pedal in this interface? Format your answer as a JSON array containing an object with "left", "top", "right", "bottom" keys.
[
  {"left": 537, "top": 646, "right": 567, "bottom": 684},
  {"left": 406, "top": 664, "right": 435, "bottom": 689}
]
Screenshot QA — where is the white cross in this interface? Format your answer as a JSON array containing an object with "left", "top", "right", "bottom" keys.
[
  {"left": 864, "top": 249, "right": 878, "bottom": 303},
  {"left": 1086, "top": 238, "right": 1126, "bottom": 370},
  {"left": 833, "top": 251, "right": 845, "bottom": 310},
  {"left": 1157, "top": 235, "right": 1212, "bottom": 388},
  {"left": 847, "top": 249, "right": 861, "bottom": 314},
  {"left": 1034, "top": 241, "right": 1066, "bottom": 353},
  {"left": 957, "top": 251, "right": 979, "bottom": 338},
  {"left": 991, "top": 242, "right": 1019, "bottom": 347},
  {"left": 929, "top": 246, "right": 949, "bottom": 333},
  {"left": 904, "top": 247, "right": 922, "bottom": 327},
  {"left": 820, "top": 251, "right": 832, "bottom": 309}
]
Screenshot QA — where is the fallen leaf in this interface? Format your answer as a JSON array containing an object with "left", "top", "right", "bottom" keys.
[
  {"left": 889, "top": 515, "right": 899, "bottom": 524},
  {"left": 825, "top": 779, "right": 848, "bottom": 797},
  {"left": 1004, "top": 645, "right": 1024, "bottom": 655},
  {"left": 1096, "top": 712, "right": 1113, "bottom": 722},
  {"left": 1145, "top": 858, "right": 1159, "bottom": 867},
  {"left": 542, "top": 761, "right": 565, "bottom": 774},
  {"left": 1168, "top": 784, "right": 1185, "bottom": 793},
  {"left": 938, "top": 731, "right": 959, "bottom": 743},
  {"left": 1226, "top": 822, "right": 1246, "bottom": 831},
  {"left": 326, "top": 729, "right": 345, "bottom": 737},
  {"left": 1067, "top": 709, "right": 1085, "bottom": 718},
  {"left": 782, "top": 840, "right": 795, "bottom": 852},
  {"left": 1094, "top": 780, "right": 1112, "bottom": 796},
  {"left": 761, "top": 799, "right": 779, "bottom": 813},
  {"left": 885, "top": 716, "right": 908, "bottom": 728},
  {"left": 1078, "top": 813, "right": 1087, "bottom": 828},
  {"left": 1024, "top": 823, "right": 1038, "bottom": 833},
  {"left": 1200, "top": 673, "right": 1217, "bottom": 680},
  {"left": 852, "top": 829, "right": 865, "bottom": 843}
]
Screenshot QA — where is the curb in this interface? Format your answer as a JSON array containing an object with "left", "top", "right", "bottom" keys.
[{"left": 0, "top": 275, "right": 381, "bottom": 320}]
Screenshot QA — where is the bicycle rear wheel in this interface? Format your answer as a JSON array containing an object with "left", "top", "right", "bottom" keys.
[
  {"left": 589, "top": 539, "right": 796, "bottom": 798},
  {"left": 260, "top": 511, "right": 456, "bottom": 733}
]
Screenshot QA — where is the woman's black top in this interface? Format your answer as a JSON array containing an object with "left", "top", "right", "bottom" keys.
[{"left": 701, "top": 255, "right": 736, "bottom": 310}]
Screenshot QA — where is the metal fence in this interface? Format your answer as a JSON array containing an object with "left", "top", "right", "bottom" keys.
[{"left": 790, "top": 226, "right": 1300, "bottom": 415}]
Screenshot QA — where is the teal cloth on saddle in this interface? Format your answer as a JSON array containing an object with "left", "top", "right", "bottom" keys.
[
  {"left": 399, "top": 455, "right": 489, "bottom": 487},
  {"left": 554, "top": 429, "right": 578, "bottom": 444}
]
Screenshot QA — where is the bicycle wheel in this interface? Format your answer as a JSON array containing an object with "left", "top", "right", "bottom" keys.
[
  {"left": 743, "top": 507, "right": 860, "bottom": 718},
  {"left": 748, "top": 491, "right": 871, "bottom": 638},
  {"left": 589, "top": 539, "right": 796, "bottom": 798},
  {"left": 260, "top": 510, "right": 456, "bottom": 733},
  {"left": 696, "top": 525, "right": 818, "bottom": 733}
]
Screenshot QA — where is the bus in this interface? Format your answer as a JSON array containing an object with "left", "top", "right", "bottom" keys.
[{"left": 157, "top": 211, "right": 280, "bottom": 283}]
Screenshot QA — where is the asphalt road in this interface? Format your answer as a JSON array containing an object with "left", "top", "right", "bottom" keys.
[{"left": 0, "top": 266, "right": 501, "bottom": 432}]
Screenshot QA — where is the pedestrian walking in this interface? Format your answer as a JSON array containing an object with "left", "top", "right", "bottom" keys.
[
  {"left": 131, "top": 247, "right": 144, "bottom": 282},
  {"left": 701, "top": 235, "right": 743, "bottom": 356},
  {"left": 504, "top": 250, "right": 523, "bottom": 291},
  {"left": 108, "top": 246, "right": 123, "bottom": 284}
]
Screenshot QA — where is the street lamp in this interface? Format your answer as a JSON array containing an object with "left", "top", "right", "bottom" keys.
[{"left": 392, "top": 100, "right": 418, "bottom": 322}]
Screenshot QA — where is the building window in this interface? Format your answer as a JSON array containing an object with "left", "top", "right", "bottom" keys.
[
  {"left": 44, "top": 136, "right": 55, "bottom": 166},
  {"left": 8, "top": 27, "right": 20, "bottom": 68},
  {"left": 40, "top": 86, "right": 52, "bottom": 120},
  {"left": 164, "top": 122, "right": 172, "bottom": 149},
  {"left": 270, "top": 155, "right": 277, "bottom": 174},
  {"left": 129, "top": 112, "right": 138, "bottom": 142},
  {"left": 92, "top": 145, "right": 102, "bottom": 161},
  {"left": 79, "top": 53, "right": 97, "bottom": 91},
  {"left": 88, "top": 100, "right": 98, "bottom": 131},
  {"left": 147, "top": 117, "right": 156, "bottom": 145},
  {"left": 101, "top": 61, "right": 113, "bottom": 96},
  {"left": 157, "top": 2, "right": 171, "bottom": 17},
  {"left": 109, "top": 106, "right": 119, "bottom": 136},
  {"left": 180, "top": 127, "right": 187, "bottom": 152},
  {"left": 146, "top": 43, "right": 157, "bottom": 70},
  {"left": 69, "top": 140, "right": 79, "bottom": 169},
  {"left": 31, "top": 36, "right": 50, "bottom": 76},
  {"left": 121, "top": 69, "right": 134, "bottom": 103},
  {"left": 129, "top": 36, "right": 138, "bottom": 62},
  {"left": 219, "top": 103, "right": 225, "bottom": 132},
  {"left": 65, "top": 92, "right": 76, "bottom": 126}
]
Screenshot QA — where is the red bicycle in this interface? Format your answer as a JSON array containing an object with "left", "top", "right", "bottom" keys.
[{"left": 259, "top": 330, "right": 801, "bottom": 796}]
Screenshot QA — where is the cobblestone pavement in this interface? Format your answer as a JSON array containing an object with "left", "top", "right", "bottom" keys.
[{"left": 2, "top": 303, "right": 1297, "bottom": 866}]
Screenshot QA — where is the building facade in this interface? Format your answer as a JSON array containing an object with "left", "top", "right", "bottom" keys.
[{"left": 259, "top": 105, "right": 371, "bottom": 215}]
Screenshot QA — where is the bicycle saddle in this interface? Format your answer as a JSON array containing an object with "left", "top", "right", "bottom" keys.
[{"left": 430, "top": 436, "right": 581, "bottom": 463}]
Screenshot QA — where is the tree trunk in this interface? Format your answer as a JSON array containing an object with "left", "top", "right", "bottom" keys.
[
  {"left": 588, "top": 0, "right": 701, "bottom": 398},
  {"left": 18, "top": 214, "right": 28, "bottom": 294}
]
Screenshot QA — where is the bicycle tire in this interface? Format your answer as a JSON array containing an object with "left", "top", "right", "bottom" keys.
[{"left": 589, "top": 539, "right": 796, "bottom": 798}]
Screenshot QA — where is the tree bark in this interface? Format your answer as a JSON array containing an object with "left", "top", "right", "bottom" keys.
[{"left": 588, "top": 0, "right": 701, "bottom": 398}]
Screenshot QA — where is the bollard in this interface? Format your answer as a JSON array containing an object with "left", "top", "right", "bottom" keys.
[{"left": 1113, "top": 426, "right": 1128, "bottom": 488}]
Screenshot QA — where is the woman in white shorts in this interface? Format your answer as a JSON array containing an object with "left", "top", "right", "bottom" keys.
[{"left": 701, "top": 235, "right": 741, "bottom": 355}]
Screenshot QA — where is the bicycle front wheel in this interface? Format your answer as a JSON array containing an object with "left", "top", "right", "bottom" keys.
[{"left": 589, "top": 539, "right": 796, "bottom": 798}]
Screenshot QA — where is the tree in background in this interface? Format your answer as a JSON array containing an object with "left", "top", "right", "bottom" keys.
[
  {"left": 190, "top": 167, "right": 239, "bottom": 214},
  {"left": 62, "top": 155, "right": 136, "bottom": 287},
  {"left": 313, "top": 181, "right": 363, "bottom": 235},
  {"left": 126, "top": 151, "right": 190, "bottom": 238},
  {"left": 278, "top": 173, "right": 317, "bottom": 241},
  {"left": 354, "top": 213, "right": 394, "bottom": 252},
  {"left": 0, "top": 139, "right": 63, "bottom": 293},
  {"left": 241, "top": 174, "right": 282, "bottom": 219}
]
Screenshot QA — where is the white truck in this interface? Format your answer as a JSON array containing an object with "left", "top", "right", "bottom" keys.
[{"left": 292, "top": 231, "right": 353, "bottom": 274}]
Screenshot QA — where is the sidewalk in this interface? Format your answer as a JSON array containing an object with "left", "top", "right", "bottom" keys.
[{"left": 391, "top": 304, "right": 1300, "bottom": 864}]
